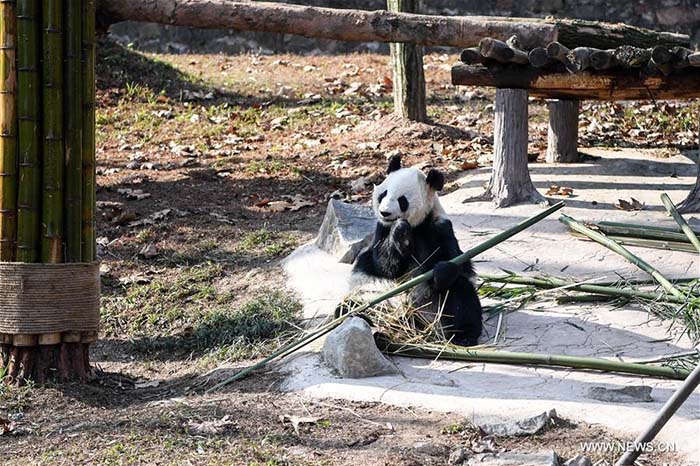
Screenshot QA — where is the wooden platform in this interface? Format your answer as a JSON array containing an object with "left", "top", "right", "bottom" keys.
[{"left": 451, "top": 63, "right": 700, "bottom": 100}]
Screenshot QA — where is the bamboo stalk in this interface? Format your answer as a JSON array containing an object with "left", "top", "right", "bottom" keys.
[
  {"left": 80, "top": 0, "right": 95, "bottom": 261},
  {"left": 41, "top": 0, "right": 64, "bottom": 263},
  {"left": 479, "top": 273, "right": 687, "bottom": 304},
  {"left": 206, "top": 201, "right": 566, "bottom": 392},
  {"left": 383, "top": 342, "right": 690, "bottom": 380},
  {"left": 63, "top": 0, "right": 81, "bottom": 262},
  {"left": 572, "top": 231, "right": 698, "bottom": 253},
  {"left": 598, "top": 221, "right": 695, "bottom": 235},
  {"left": 0, "top": 0, "right": 18, "bottom": 261},
  {"left": 660, "top": 193, "right": 700, "bottom": 254},
  {"left": 560, "top": 214, "right": 685, "bottom": 299},
  {"left": 593, "top": 223, "right": 691, "bottom": 244},
  {"left": 15, "top": 0, "right": 41, "bottom": 262}
]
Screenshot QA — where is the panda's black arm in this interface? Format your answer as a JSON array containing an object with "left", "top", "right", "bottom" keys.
[{"left": 431, "top": 218, "right": 475, "bottom": 290}]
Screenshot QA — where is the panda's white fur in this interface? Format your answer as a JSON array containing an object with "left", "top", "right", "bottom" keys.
[{"left": 372, "top": 167, "right": 446, "bottom": 228}]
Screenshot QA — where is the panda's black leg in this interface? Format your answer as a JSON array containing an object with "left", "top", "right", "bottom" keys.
[{"left": 442, "top": 278, "right": 483, "bottom": 346}]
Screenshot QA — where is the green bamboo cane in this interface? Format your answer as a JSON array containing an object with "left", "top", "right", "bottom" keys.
[
  {"left": 0, "top": 0, "right": 18, "bottom": 261},
  {"left": 593, "top": 223, "right": 691, "bottom": 244},
  {"left": 80, "top": 0, "right": 95, "bottom": 261},
  {"left": 660, "top": 193, "right": 700, "bottom": 254},
  {"left": 206, "top": 201, "right": 566, "bottom": 392},
  {"left": 15, "top": 0, "right": 41, "bottom": 262},
  {"left": 63, "top": 0, "right": 81, "bottom": 262},
  {"left": 41, "top": 0, "right": 64, "bottom": 263},
  {"left": 382, "top": 342, "right": 690, "bottom": 380},
  {"left": 598, "top": 221, "right": 698, "bottom": 235},
  {"left": 572, "top": 231, "right": 698, "bottom": 254},
  {"left": 560, "top": 214, "right": 685, "bottom": 300},
  {"left": 479, "top": 273, "right": 687, "bottom": 304}
]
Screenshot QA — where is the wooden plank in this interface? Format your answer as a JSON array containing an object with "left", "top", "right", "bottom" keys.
[{"left": 451, "top": 63, "right": 700, "bottom": 100}]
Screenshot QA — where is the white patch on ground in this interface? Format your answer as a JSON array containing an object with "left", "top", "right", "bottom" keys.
[{"left": 281, "top": 148, "right": 700, "bottom": 463}]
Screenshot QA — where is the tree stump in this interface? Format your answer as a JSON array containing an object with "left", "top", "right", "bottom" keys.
[
  {"left": 546, "top": 99, "right": 580, "bottom": 163},
  {"left": 388, "top": 0, "right": 426, "bottom": 122},
  {"left": 466, "top": 88, "right": 545, "bottom": 207}
]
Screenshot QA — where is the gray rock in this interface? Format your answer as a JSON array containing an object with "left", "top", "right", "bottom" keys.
[
  {"left": 413, "top": 441, "right": 449, "bottom": 457},
  {"left": 315, "top": 199, "right": 375, "bottom": 264},
  {"left": 564, "top": 454, "right": 593, "bottom": 466},
  {"left": 586, "top": 385, "right": 653, "bottom": 403},
  {"left": 449, "top": 446, "right": 470, "bottom": 465},
  {"left": 467, "top": 451, "right": 562, "bottom": 466},
  {"left": 322, "top": 317, "right": 397, "bottom": 378},
  {"left": 478, "top": 409, "right": 557, "bottom": 437}
]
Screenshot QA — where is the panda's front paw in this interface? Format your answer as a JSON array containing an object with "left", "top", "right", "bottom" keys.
[
  {"left": 432, "top": 260, "right": 460, "bottom": 290},
  {"left": 390, "top": 219, "right": 412, "bottom": 252}
]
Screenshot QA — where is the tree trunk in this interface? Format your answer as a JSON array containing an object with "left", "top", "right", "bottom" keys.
[
  {"left": 678, "top": 160, "right": 700, "bottom": 213},
  {"left": 451, "top": 63, "right": 700, "bottom": 100},
  {"left": 546, "top": 100, "right": 579, "bottom": 163},
  {"left": 388, "top": 0, "right": 426, "bottom": 122},
  {"left": 94, "top": 0, "right": 690, "bottom": 50},
  {"left": 467, "top": 89, "right": 544, "bottom": 207}
]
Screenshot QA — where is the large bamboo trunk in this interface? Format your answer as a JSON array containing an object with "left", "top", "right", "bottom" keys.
[{"left": 95, "top": 0, "right": 690, "bottom": 50}]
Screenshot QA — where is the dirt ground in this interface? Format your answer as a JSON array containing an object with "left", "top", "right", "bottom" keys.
[{"left": 1, "top": 38, "right": 697, "bottom": 465}]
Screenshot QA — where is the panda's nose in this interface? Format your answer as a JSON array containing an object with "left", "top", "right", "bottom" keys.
[{"left": 380, "top": 211, "right": 392, "bottom": 218}]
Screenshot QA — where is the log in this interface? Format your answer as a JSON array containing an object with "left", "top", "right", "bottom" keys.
[
  {"left": 388, "top": 0, "right": 426, "bottom": 122},
  {"left": 614, "top": 45, "right": 651, "bottom": 68},
  {"left": 459, "top": 47, "right": 482, "bottom": 65},
  {"left": 688, "top": 52, "right": 700, "bottom": 66},
  {"left": 589, "top": 49, "right": 618, "bottom": 70},
  {"left": 546, "top": 42, "right": 575, "bottom": 72},
  {"left": 466, "top": 89, "right": 544, "bottom": 207},
  {"left": 528, "top": 47, "right": 554, "bottom": 68},
  {"left": 671, "top": 46, "right": 692, "bottom": 69},
  {"left": 451, "top": 63, "right": 700, "bottom": 100},
  {"left": 479, "top": 37, "right": 529, "bottom": 64},
  {"left": 94, "top": 0, "right": 690, "bottom": 50},
  {"left": 546, "top": 100, "right": 579, "bottom": 163},
  {"left": 567, "top": 47, "right": 601, "bottom": 72}
]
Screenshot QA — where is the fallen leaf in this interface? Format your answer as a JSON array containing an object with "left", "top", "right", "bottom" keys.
[
  {"left": 545, "top": 185, "right": 575, "bottom": 197},
  {"left": 280, "top": 414, "right": 322, "bottom": 434},
  {"left": 186, "top": 415, "right": 236, "bottom": 435},
  {"left": 138, "top": 243, "right": 159, "bottom": 259},
  {"left": 615, "top": 198, "right": 645, "bottom": 211},
  {"left": 266, "top": 195, "right": 315, "bottom": 212},
  {"left": 461, "top": 161, "right": 479, "bottom": 170}
]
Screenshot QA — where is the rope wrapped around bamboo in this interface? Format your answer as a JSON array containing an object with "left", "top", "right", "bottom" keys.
[{"left": 0, "top": 261, "right": 99, "bottom": 334}]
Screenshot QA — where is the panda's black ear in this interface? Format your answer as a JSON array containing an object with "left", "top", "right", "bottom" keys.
[
  {"left": 387, "top": 154, "right": 402, "bottom": 174},
  {"left": 426, "top": 169, "right": 445, "bottom": 191}
]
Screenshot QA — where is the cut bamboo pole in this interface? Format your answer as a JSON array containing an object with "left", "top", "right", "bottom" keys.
[
  {"left": 593, "top": 222, "right": 690, "bottom": 244},
  {"left": 604, "top": 236, "right": 697, "bottom": 254},
  {"left": 383, "top": 342, "right": 690, "bottom": 380},
  {"left": 560, "top": 214, "right": 685, "bottom": 299},
  {"left": 64, "top": 0, "right": 82, "bottom": 262},
  {"left": 81, "top": 0, "right": 95, "bottom": 261},
  {"left": 16, "top": 0, "right": 41, "bottom": 262},
  {"left": 479, "top": 273, "right": 687, "bottom": 304},
  {"left": 206, "top": 201, "right": 565, "bottom": 392},
  {"left": 598, "top": 221, "right": 690, "bottom": 234},
  {"left": 0, "top": 0, "right": 18, "bottom": 261},
  {"left": 660, "top": 193, "right": 700, "bottom": 254},
  {"left": 41, "top": 0, "right": 64, "bottom": 263}
]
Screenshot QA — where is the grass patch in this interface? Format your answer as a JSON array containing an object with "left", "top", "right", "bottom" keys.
[
  {"left": 239, "top": 228, "right": 298, "bottom": 257},
  {"left": 102, "top": 264, "right": 302, "bottom": 361}
]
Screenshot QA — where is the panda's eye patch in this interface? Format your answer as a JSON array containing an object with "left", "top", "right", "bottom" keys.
[
  {"left": 398, "top": 196, "right": 409, "bottom": 212},
  {"left": 378, "top": 190, "right": 387, "bottom": 202}
]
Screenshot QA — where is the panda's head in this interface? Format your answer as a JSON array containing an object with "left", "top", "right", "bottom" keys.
[{"left": 372, "top": 155, "right": 445, "bottom": 227}]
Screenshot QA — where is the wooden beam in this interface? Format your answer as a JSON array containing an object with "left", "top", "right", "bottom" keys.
[
  {"left": 451, "top": 63, "right": 700, "bottom": 100},
  {"left": 95, "top": 0, "right": 690, "bottom": 50}
]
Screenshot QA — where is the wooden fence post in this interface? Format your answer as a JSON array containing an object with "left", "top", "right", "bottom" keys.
[
  {"left": 387, "top": 0, "right": 426, "bottom": 122},
  {"left": 546, "top": 99, "right": 580, "bottom": 163},
  {"left": 489, "top": 88, "right": 544, "bottom": 207}
]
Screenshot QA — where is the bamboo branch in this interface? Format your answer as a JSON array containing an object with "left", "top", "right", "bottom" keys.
[
  {"left": 205, "top": 201, "right": 565, "bottom": 392},
  {"left": 559, "top": 214, "right": 685, "bottom": 299},
  {"left": 383, "top": 342, "right": 690, "bottom": 380},
  {"left": 479, "top": 273, "right": 687, "bottom": 304},
  {"left": 660, "top": 193, "right": 700, "bottom": 254}
]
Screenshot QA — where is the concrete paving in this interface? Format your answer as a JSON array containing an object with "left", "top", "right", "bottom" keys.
[{"left": 281, "top": 148, "right": 700, "bottom": 463}]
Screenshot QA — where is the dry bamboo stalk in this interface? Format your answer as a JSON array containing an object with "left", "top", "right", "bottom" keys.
[
  {"left": 41, "top": 0, "right": 64, "bottom": 263},
  {"left": 660, "top": 193, "right": 700, "bottom": 254},
  {"left": 16, "top": 0, "right": 41, "bottom": 262},
  {"left": 81, "top": 0, "right": 96, "bottom": 261},
  {"left": 64, "top": 0, "right": 82, "bottom": 262},
  {"left": 0, "top": 0, "right": 18, "bottom": 261}
]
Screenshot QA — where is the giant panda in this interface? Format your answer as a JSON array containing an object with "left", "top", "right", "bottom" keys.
[{"left": 345, "top": 154, "right": 483, "bottom": 346}]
